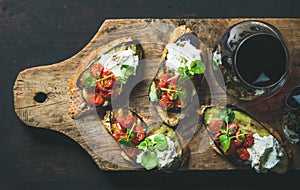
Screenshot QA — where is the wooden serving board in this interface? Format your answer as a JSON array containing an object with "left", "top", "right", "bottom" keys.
[{"left": 13, "top": 18, "right": 300, "bottom": 171}]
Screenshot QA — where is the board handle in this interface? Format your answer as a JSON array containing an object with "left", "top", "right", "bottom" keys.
[{"left": 13, "top": 60, "right": 77, "bottom": 132}]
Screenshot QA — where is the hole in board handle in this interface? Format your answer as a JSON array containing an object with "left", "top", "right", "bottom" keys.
[{"left": 34, "top": 92, "right": 48, "bottom": 103}]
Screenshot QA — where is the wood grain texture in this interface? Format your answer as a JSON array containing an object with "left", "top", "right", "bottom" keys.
[{"left": 13, "top": 18, "right": 300, "bottom": 171}]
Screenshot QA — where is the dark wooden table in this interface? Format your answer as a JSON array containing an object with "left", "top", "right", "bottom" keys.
[{"left": 1, "top": 0, "right": 300, "bottom": 189}]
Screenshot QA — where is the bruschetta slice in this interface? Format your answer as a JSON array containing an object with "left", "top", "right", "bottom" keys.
[
  {"left": 199, "top": 104, "right": 291, "bottom": 174},
  {"left": 148, "top": 25, "right": 206, "bottom": 127},
  {"left": 69, "top": 37, "right": 143, "bottom": 119}
]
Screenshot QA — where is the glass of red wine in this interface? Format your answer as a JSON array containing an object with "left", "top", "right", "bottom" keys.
[{"left": 213, "top": 20, "right": 290, "bottom": 101}]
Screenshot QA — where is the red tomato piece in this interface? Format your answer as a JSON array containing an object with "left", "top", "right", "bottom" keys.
[
  {"left": 113, "top": 130, "right": 122, "bottom": 141},
  {"left": 242, "top": 134, "right": 254, "bottom": 148},
  {"left": 103, "top": 77, "right": 115, "bottom": 89},
  {"left": 94, "top": 93, "right": 104, "bottom": 106},
  {"left": 228, "top": 123, "right": 239, "bottom": 136},
  {"left": 208, "top": 120, "right": 226, "bottom": 134},
  {"left": 158, "top": 73, "right": 172, "bottom": 88},
  {"left": 117, "top": 115, "right": 136, "bottom": 129},
  {"left": 101, "top": 70, "right": 113, "bottom": 78},
  {"left": 234, "top": 138, "right": 243, "bottom": 147},
  {"left": 168, "top": 75, "right": 180, "bottom": 85},
  {"left": 87, "top": 93, "right": 104, "bottom": 106},
  {"left": 213, "top": 132, "right": 222, "bottom": 145},
  {"left": 224, "top": 140, "right": 236, "bottom": 155},
  {"left": 134, "top": 125, "right": 145, "bottom": 141},
  {"left": 89, "top": 63, "right": 104, "bottom": 78},
  {"left": 159, "top": 95, "right": 175, "bottom": 110},
  {"left": 236, "top": 147, "right": 250, "bottom": 160},
  {"left": 96, "top": 81, "right": 107, "bottom": 92}
]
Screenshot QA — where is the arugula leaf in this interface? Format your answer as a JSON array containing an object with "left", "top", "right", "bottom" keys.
[
  {"left": 178, "top": 59, "right": 205, "bottom": 84},
  {"left": 219, "top": 134, "right": 231, "bottom": 152},
  {"left": 84, "top": 75, "right": 96, "bottom": 88},
  {"left": 137, "top": 137, "right": 153, "bottom": 150},
  {"left": 154, "top": 134, "right": 168, "bottom": 151},
  {"left": 190, "top": 60, "right": 205, "bottom": 74},
  {"left": 118, "top": 138, "right": 132, "bottom": 147},
  {"left": 141, "top": 151, "right": 158, "bottom": 170},
  {"left": 219, "top": 125, "right": 227, "bottom": 134},
  {"left": 136, "top": 140, "right": 147, "bottom": 149},
  {"left": 121, "top": 65, "right": 135, "bottom": 76},
  {"left": 126, "top": 128, "right": 137, "bottom": 138},
  {"left": 219, "top": 107, "right": 235, "bottom": 124}
]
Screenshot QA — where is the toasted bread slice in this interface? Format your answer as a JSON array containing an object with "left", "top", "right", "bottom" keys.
[
  {"left": 148, "top": 25, "right": 206, "bottom": 127},
  {"left": 68, "top": 37, "right": 143, "bottom": 119},
  {"left": 102, "top": 108, "right": 190, "bottom": 171},
  {"left": 199, "top": 104, "right": 291, "bottom": 174}
]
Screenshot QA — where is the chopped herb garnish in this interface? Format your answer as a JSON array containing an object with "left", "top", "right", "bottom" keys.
[
  {"left": 178, "top": 59, "right": 205, "bottom": 83},
  {"left": 84, "top": 76, "right": 96, "bottom": 88}
]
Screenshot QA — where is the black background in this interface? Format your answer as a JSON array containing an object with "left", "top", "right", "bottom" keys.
[{"left": 1, "top": 0, "right": 300, "bottom": 189}]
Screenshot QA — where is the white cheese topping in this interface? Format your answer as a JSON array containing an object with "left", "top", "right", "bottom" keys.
[
  {"left": 136, "top": 134, "right": 178, "bottom": 169},
  {"left": 247, "top": 133, "right": 285, "bottom": 173},
  {"left": 165, "top": 41, "right": 201, "bottom": 74},
  {"left": 213, "top": 50, "right": 222, "bottom": 66},
  {"left": 95, "top": 48, "right": 139, "bottom": 80}
]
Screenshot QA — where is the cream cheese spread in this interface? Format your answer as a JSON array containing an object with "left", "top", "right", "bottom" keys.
[
  {"left": 165, "top": 41, "right": 201, "bottom": 74},
  {"left": 247, "top": 133, "right": 285, "bottom": 173},
  {"left": 95, "top": 48, "right": 139, "bottom": 81},
  {"left": 136, "top": 134, "right": 178, "bottom": 169}
]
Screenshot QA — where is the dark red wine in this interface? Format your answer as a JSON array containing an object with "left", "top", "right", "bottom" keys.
[{"left": 235, "top": 34, "right": 287, "bottom": 88}]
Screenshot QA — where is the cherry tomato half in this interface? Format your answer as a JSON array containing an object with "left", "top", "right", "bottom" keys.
[
  {"left": 242, "top": 134, "right": 254, "bottom": 148},
  {"left": 89, "top": 63, "right": 104, "bottom": 78},
  {"left": 236, "top": 147, "right": 250, "bottom": 160},
  {"left": 208, "top": 120, "right": 226, "bottom": 134},
  {"left": 228, "top": 123, "right": 239, "bottom": 136},
  {"left": 224, "top": 140, "right": 236, "bottom": 155}
]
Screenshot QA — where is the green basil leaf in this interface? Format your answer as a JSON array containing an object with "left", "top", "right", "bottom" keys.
[
  {"left": 118, "top": 138, "right": 132, "bottom": 147},
  {"left": 145, "top": 137, "right": 153, "bottom": 149},
  {"left": 219, "top": 134, "right": 230, "bottom": 152},
  {"left": 121, "top": 65, "right": 135, "bottom": 76},
  {"left": 154, "top": 134, "right": 168, "bottom": 151},
  {"left": 131, "top": 132, "right": 137, "bottom": 138},
  {"left": 219, "top": 126, "right": 227, "bottom": 134},
  {"left": 173, "top": 92, "right": 179, "bottom": 100},
  {"left": 219, "top": 107, "right": 235, "bottom": 124},
  {"left": 178, "top": 66, "right": 185, "bottom": 75},
  {"left": 141, "top": 151, "right": 158, "bottom": 170},
  {"left": 137, "top": 141, "right": 147, "bottom": 149},
  {"left": 190, "top": 60, "right": 205, "bottom": 74},
  {"left": 186, "top": 70, "right": 194, "bottom": 78},
  {"left": 84, "top": 75, "right": 96, "bottom": 88}
]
